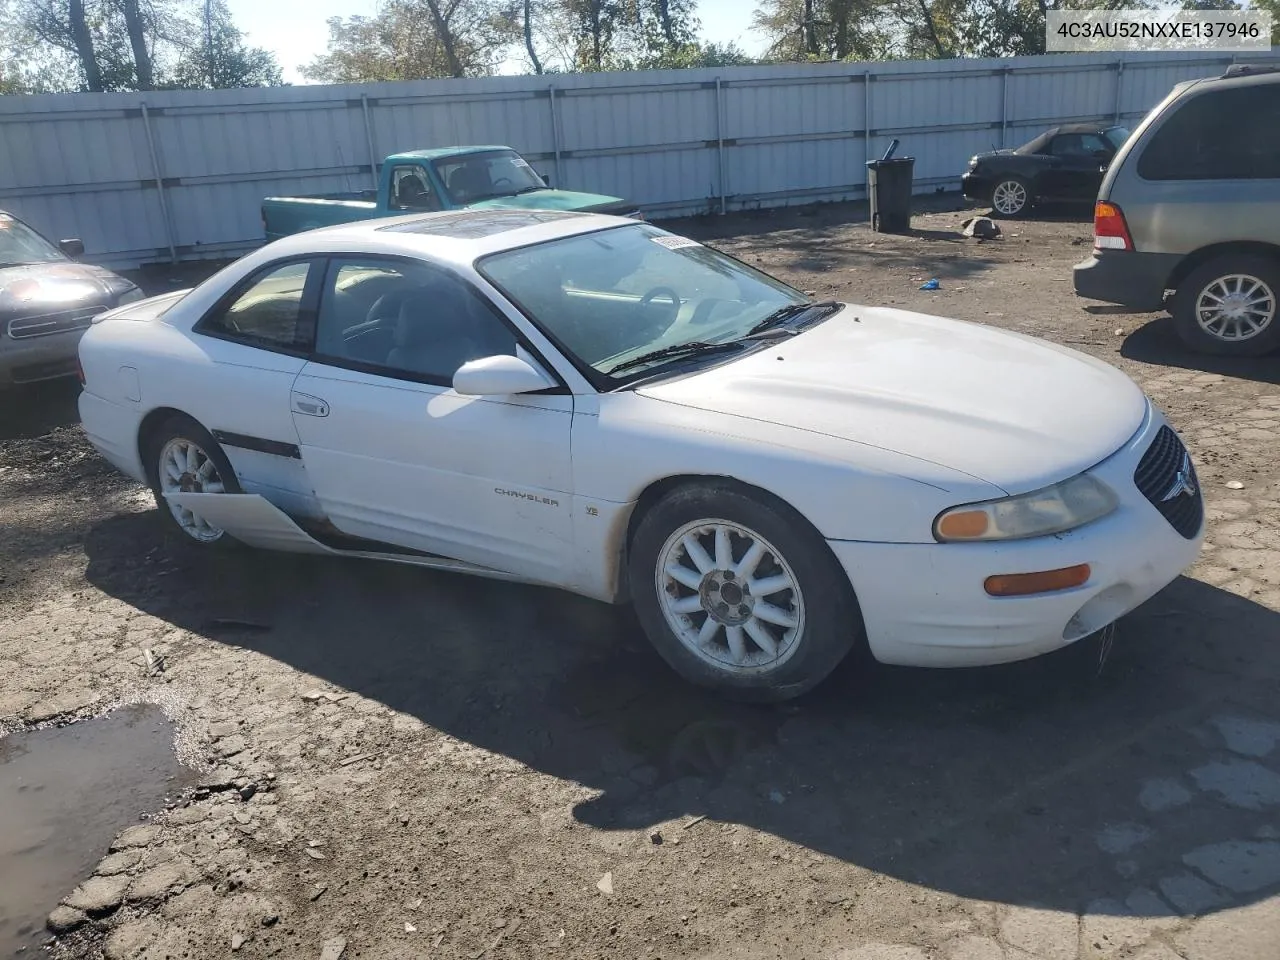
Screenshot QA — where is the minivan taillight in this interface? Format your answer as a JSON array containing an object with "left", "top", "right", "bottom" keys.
[{"left": 1093, "top": 202, "right": 1134, "bottom": 252}]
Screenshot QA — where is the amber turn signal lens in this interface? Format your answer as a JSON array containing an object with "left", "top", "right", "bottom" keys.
[
  {"left": 936, "top": 510, "right": 990, "bottom": 539},
  {"left": 984, "top": 564, "right": 1091, "bottom": 597}
]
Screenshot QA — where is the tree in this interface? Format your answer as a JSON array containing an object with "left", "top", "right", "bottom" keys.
[
  {"left": 303, "top": 0, "right": 517, "bottom": 82},
  {"left": 752, "top": 0, "right": 892, "bottom": 61},
  {"left": 952, "top": 0, "right": 1155, "bottom": 57},
  {"left": 168, "top": 0, "right": 281, "bottom": 88}
]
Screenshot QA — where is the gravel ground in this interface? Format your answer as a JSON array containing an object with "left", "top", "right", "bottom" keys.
[{"left": 2, "top": 198, "right": 1279, "bottom": 960}]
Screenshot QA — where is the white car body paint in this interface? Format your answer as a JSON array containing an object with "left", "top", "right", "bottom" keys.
[{"left": 78, "top": 210, "right": 1205, "bottom": 668}]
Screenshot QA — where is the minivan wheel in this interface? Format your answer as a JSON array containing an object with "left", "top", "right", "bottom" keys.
[
  {"left": 990, "top": 177, "right": 1031, "bottom": 217},
  {"left": 1172, "top": 255, "right": 1280, "bottom": 357},
  {"left": 628, "top": 483, "right": 864, "bottom": 702}
]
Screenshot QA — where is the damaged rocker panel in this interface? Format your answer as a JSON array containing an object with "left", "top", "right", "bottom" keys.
[{"left": 162, "top": 492, "right": 546, "bottom": 586}]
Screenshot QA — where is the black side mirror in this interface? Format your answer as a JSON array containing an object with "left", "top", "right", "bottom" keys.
[{"left": 59, "top": 238, "right": 85, "bottom": 258}]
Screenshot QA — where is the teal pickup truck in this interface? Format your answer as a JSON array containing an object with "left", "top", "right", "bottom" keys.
[{"left": 262, "top": 145, "right": 641, "bottom": 241}]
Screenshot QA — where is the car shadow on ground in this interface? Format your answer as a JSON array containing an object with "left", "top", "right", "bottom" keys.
[
  {"left": 84, "top": 510, "right": 1280, "bottom": 921},
  {"left": 0, "top": 379, "right": 81, "bottom": 442},
  {"left": 1122, "top": 317, "right": 1280, "bottom": 387}
]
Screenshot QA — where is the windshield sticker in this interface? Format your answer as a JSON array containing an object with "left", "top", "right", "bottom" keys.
[
  {"left": 650, "top": 235, "right": 701, "bottom": 250},
  {"left": 512, "top": 158, "right": 532, "bottom": 169}
]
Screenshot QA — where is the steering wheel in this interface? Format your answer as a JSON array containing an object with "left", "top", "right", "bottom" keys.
[
  {"left": 492, "top": 177, "right": 513, "bottom": 189},
  {"left": 638, "top": 286, "right": 681, "bottom": 335}
]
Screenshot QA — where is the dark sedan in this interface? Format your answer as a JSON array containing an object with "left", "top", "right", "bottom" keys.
[
  {"left": 961, "top": 124, "right": 1130, "bottom": 218},
  {"left": 0, "top": 211, "right": 143, "bottom": 388}
]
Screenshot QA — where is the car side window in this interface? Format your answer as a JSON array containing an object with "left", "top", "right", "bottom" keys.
[
  {"left": 390, "top": 166, "right": 440, "bottom": 211},
  {"left": 196, "top": 260, "right": 316, "bottom": 352},
  {"left": 1050, "top": 134, "right": 1106, "bottom": 159},
  {"left": 1138, "top": 87, "right": 1280, "bottom": 181},
  {"left": 314, "top": 257, "right": 517, "bottom": 386}
]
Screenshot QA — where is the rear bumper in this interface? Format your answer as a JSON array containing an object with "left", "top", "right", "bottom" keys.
[
  {"left": 0, "top": 329, "right": 85, "bottom": 387},
  {"left": 828, "top": 409, "right": 1203, "bottom": 668},
  {"left": 79, "top": 390, "right": 147, "bottom": 484},
  {"left": 1072, "top": 250, "right": 1179, "bottom": 311}
]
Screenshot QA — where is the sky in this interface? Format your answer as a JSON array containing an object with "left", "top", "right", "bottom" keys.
[{"left": 224, "top": 0, "right": 770, "bottom": 84}]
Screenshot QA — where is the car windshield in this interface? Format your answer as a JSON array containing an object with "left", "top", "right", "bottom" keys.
[
  {"left": 1104, "top": 127, "right": 1131, "bottom": 150},
  {"left": 0, "top": 214, "right": 64, "bottom": 266},
  {"left": 433, "top": 151, "right": 547, "bottom": 205},
  {"left": 478, "top": 223, "right": 811, "bottom": 381}
]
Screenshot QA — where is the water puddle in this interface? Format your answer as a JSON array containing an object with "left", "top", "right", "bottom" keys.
[{"left": 0, "top": 704, "right": 195, "bottom": 956}]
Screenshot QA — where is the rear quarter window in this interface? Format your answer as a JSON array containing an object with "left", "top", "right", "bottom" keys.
[{"left": 1137, "top": 85, "right": 1280, "bottom": 181}]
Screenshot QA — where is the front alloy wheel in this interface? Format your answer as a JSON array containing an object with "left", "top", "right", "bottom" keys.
[
  {"left": 657, "top": 519, "right": 806, "bottom": 674},
  {"left": 628, "top": 483, "right": 863, "bottom": 702},
  {"left": 991, "top": 178, "right": 1029, "bottom": 217}
]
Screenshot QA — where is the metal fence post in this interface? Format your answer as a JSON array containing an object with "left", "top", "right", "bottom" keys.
[
  {"left": 139, "top": 102, "right": 178, "bottom": 264},
  {"left": 714, "top": 77, "right": 726, "bottom": 215},
  {"left": 1113, "top": 59, "right": 1125, "bottom": 123},
  {"left": 1000, "top": 67, "right": 1010, "bottom": 148},
  {"left": 548, "top": 85, "right": 562, "bottom": 188},
  {"left": 863, "top": 70, "right": 872, "bottom": 190},
  {"left": 361, "top": 93, "right": 378, "bottom": 187}
]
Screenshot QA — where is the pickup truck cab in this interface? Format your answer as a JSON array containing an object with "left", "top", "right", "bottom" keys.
[{"left": 262, "top": 145, "right": 640, "bottom": 241}]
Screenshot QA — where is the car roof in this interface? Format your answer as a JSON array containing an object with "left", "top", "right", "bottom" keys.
[
  {"left": 387, "top": 146, "right": 514, "bottom": 163},
  {"left": 257, "top": 209, "right": 638, "bottom": 267}
]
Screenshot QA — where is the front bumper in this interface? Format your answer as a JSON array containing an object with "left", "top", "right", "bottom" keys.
[
  {"left": 0, "top": 328, "right": 86, "bottom": 387},
  {"left": 828, "top": 409, "right": 1204, "bottom": 668},
  {"left": 960, "top": 172, "right": 990, "bottom": 202},
  {"left": 1072, "top": 250, "right": 1179, "bottom": 311}
]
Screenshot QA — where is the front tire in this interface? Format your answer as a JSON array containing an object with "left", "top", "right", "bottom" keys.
[
  {"left": 990, "top": 176, "right": 1031, "bottom": 218},
  {"left": 1171, "top": 254, "right": 1280, "bottom": 357},
  {"left": 628, "top": 483, "right": 863, "bottom": 702},
  {"left": 144, "top": 414, "right": 242, "bottom": 549}
]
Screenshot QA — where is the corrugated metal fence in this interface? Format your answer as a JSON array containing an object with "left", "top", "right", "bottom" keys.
[{"left": 1, "top": 49, "right": 1275, "bottom": 268}]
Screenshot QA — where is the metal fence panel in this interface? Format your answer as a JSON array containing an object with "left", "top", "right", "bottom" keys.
[{"left": 0, "top": 49, "right": 1274, "bottom": 268}]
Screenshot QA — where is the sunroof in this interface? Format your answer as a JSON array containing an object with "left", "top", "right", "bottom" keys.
[{"left": 378, "top": 209, "right": 582, "bottom": 239}]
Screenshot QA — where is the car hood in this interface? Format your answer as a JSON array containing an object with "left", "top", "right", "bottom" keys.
[
  {"left": 0, "top": 261, "right": 134, "bottom": 319},
  {"left": 636, "top": 306, "right": 1148, "bottom": 494},
  {"left": 469, "top": 189, "right": 633, "bottom": 214}
]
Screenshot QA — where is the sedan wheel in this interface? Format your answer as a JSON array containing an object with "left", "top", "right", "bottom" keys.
[
  {"left": 146, "top": 414, "right": 242, "bottom": 548},
  {"left": 657, "top": 519, "right": 806, "bottom": 674},
  {"left": 990, "top": 178, "right": 1029, "bottom": 217},
  {"left": 629, "top": 483, "right": 863, "bottom": 701},
  {"left": 1172, "top": 255, "right": 1280, "bottom": 357}
]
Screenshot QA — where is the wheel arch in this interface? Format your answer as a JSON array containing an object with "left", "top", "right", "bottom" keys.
[
  {"left": 1166, "top": 241, "right": 1280, "bottom": 293},
  {"left": 136, "top": 406, "right": 205, "bottom": 484},
  {"left": 616, "top": 472, "right": 861, "bottom": 615}
]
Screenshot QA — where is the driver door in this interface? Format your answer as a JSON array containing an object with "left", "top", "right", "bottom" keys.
[{"left": 290, "top": 256, "right": 575, "bottom": 586}]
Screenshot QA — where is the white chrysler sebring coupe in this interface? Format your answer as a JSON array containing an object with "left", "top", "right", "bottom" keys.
[{"left": 78, "top": 210, "right": 1204, "bottom": 700}]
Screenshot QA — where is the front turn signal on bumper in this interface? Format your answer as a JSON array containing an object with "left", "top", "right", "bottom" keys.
[{"left": 984, "top": 564, "right": 1091, "bottom": 597}]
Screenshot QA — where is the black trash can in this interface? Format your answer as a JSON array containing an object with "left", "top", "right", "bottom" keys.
[{"left": 866, "top": 156, "right": 915, "bottom": 234}]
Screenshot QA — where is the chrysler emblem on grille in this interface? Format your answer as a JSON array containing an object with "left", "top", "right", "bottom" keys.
[{"left": 1161, "top": 452, "right": 1198, "bottom": 502}]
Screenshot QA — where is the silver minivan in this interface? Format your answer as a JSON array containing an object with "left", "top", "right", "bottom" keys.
[{"left": 1073, "top": 64, "right": 1280, "bottom": 356}]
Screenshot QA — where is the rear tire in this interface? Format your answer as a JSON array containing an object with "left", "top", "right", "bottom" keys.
[
  {"left": 990, "top": 176, "right": 1032, "bottom": 218},
  {"left": 143, "top": 414, "right": 243, "bottom": 550},
  {"left": 1171, "top": 254, "right": 1280, "bottom": 357},
  {"left": 628, "top": 482, "right": 864, "bottom": 702}
]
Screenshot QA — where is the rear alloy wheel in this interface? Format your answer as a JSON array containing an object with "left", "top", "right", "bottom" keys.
[
  {"left": 990, "top": 177, "right": 1030, "bottom": 217},
  {"left": 146, "top": 415, "right": 242, "bottom": 548},
  {"left": 628, "top": 483, "right": 863, "bottom": 702},
  {"left": 1172, "top": 255, "right": 1280, "bottom": 357}
]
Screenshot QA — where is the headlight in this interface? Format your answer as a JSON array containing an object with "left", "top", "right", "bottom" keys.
[
  {"left": 933, "top": 473, "right": 1118, "bottom": 542},
  {"left": 115, "top": 285, "right": 146, "bottom": 305}
]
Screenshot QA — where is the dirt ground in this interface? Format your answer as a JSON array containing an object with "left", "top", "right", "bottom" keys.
[{"left": 3, "top": 198, "right": 1280, "bottom": 960}]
